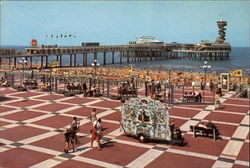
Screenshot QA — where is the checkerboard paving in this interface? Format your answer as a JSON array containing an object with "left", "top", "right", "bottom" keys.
[{"left": 0, "top": 88, "right": 249, "bottom": 168}]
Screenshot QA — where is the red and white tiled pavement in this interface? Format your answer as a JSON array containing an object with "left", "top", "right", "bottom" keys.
[{"left": 0, "top": 87, "right": 249, "bottom": 168}]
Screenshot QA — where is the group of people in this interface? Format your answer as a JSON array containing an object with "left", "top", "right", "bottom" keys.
[
  {"left": 118, "top": 81, "right": 136, "bottom": 95},
  {"left": 0, "top": 77, "right": 9, "bottom": 87},
  {"left": 64, "top": 117, "right": 80, "bottom": 153},
  {"left": 23, "top": 79, "right": 38, "bottom": 88},
  {"left": 183, "top": 92, "right": 202, "bottom": 103},
  {"left": 64, "top": 108, "right": 103, "bottom": 153}
]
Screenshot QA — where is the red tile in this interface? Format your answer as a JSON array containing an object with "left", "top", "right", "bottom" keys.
[
  {"left": 54, "top": 160, "right": 104, "bottom": 168},
  {"left": 0, "top": 106, "right": 16, "bottom": 113},
  {"left": 0, "top": 96, "right": 18, "bottom": 103},
  {"left": 6, "top": 100, "right": 43, "bottom": 108},
  {"left": 219, "top": 104, "right": 249, "bottom": 114},
  {"left": 34, "top": 94, "right": 65, "bottom": 100},
  {"left": 10, "top": 91, "right": 41, "bottom": 98},
  {"left": 169, "top": 108, "right": 201, "bottom": 118},
  {"left": 0, "top": 120, "right": 12, "bottom": 127},
  {"left": 91, "top": 100, "right": 122, "bottom": 108},
  {"left": 225, "top": 98, "right": 249, "bottom": 106},
  {"left": 102, "top": 111, "right": 121, "bottom": 121},
  {"left": 169, "top": 118, "right": 188, "bottom": 129},
  {"left": 146, "top": 152, "right": 215, "bottom": 168},
  {"left": 61, "top": 97, "right": 94, "bottom": 104},
  {"left": 232, "top": 164, "right": 249, "bottom": 168},
  {"left": 80, "top": 142, "right": 148, "bottom": 166},
  {"left": 171, "top": 134, "right": 228, "bottom": 156},
  {"left": 30, "top": 133, "right": 90, "bottom": 152},
  {"left": 204, "top": 112, "right": 244, "bottom": 124},
  {"left": 1, "top": 110, "right": 45, "bottom": 122},
  {"left": 32, "top": 115, "right": 73, "bottom": 129},
  {"left": 0, "top": 125, "right": 48, "bottom": 142},
  {"left": 0, "top": 148, "right": 53, "bottom": 168},
  {"left": 214, "top": 123, "right": 237, "bottom": 137},
  {"left": 65, "top": 106, "right": 106, "bottom": 117},
  {"left": 0, "top": 88, "right": 17, "bottom": 94},
  {"left": 237, "top": 143, "right": 249, "bottom": 162},
  {"left": 34, "top": 103, "right": 71, "bottom": 112}
]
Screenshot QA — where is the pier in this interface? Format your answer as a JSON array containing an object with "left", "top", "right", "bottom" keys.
[
  {"left": 0, "top": 42, "right": 231, "bottom": 69},
  {"left": 0, "top": 20, "right": 231, "bottom": 69}
]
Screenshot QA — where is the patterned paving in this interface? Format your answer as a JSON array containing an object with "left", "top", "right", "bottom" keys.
[{"left": 0, "top": 87, "right": 249, "bottom": 168}]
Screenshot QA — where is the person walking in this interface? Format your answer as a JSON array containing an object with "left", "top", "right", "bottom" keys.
[{"left": 91, "top": 118, "right": 103, "bottom": 150}]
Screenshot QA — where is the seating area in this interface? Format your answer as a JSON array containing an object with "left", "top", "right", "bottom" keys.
[{"left": 190, "top": 125, "right": 220, "bottom": 141}]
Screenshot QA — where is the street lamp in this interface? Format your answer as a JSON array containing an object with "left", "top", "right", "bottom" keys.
[
  {"left": 19, "top": 57, "right": 27, "bottom": 86},
  {"left": 200, "top": 61, "right": 211, "bottom": 103},
  {"left": 91, "top": 59, "right": 100, "bottom": 86}
]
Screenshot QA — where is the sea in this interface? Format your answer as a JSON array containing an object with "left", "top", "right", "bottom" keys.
[{"left": 1, "top": 46, "right": 249, "bottom": 74}]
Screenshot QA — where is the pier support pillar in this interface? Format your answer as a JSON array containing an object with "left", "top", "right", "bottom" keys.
[
  {"left": 59, "top": 55, "right": 62, "bottom": 67},
  {"left": 120, "top": 51, "right": 122, "bottom": 64},
  {"left": 41, "top": 56, "right": 44, "bottom": 68},
  {"left": 127, "top": 51, "right": 129, "bottom": 63},
  {"left": 70, "top": 54, "right": 72, "bottom": 67},
  {"left": 56, "top": 55, "right": 59, "bottom": 62},
  {"left": 45, "top": 56, "right": 48, "bottom": 68},
  {"left": 74, "top": 54, "right": 77, "bottom": 67},
  {"left": 112, "top": 51, "right": 115, "bottom": 64},
  {"left": 103, "top": 52, "right": 106, "bottom": 65},
  {"left": 82, "top": 53, "right": 87, "bottom": 66},
  {"left": 94, "top": 52, "right": 97, "bottom": 61},
  {"left": 30, "top": 56, "right": 33, "bottom": 68},
  {"left": 13, "top": 57, "right": 16, "bottom": 68}
]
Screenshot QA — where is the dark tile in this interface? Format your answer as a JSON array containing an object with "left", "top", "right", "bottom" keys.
[
  {"left": 218, "top": 157, "right": 235, "bottom": 163},
  {"left": 10, "top": 142, "right": 24, "bottom": 147}
]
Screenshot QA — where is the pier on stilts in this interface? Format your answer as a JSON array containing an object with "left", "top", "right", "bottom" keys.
[{"left": 0, "top": 20, "right": 231, "bottom": 69}]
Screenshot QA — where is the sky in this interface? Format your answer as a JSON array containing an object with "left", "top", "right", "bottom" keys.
[{"left": 0, "top": 1, "right": 249, "bottom": 47}]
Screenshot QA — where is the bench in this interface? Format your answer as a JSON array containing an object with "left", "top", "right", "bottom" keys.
[
  {"left": 182, "top": 96, "right": 196, "bottom": 103},
  {"left": 190, "top": 125, "right": 218, "bottom": 141}
]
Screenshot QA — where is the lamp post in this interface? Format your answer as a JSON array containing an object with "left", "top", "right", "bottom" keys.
[
  {"left": 200, "top": 61, "right": 211, "bottom": 103},
  {"left": 19, "top": 57, "right": 27, "bottom": 86},
  {"left": 91, "top": 59, "right": 100, "bottom": 86}
]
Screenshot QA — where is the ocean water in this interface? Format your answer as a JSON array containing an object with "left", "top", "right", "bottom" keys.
[{"left": 1, "top": 46, "right": 249, "bottom": 73}]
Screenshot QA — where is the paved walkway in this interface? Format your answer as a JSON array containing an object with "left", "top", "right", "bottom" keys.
[{"left": 0, "top": 88, "right": 249, "bottom": 168}]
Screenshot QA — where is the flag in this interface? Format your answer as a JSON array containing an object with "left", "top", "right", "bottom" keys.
[
  {"left": 51, "top": 34, "right": 53, "bottom": 38},
  {"left": 60, "top": 34, "right": 63, "bottom": 38},
  {"left": 230, "top": 69, "right": 242, "bottom": 77},
  {"left": 64, "top": 33, "right": 68, "bottom": 38}
]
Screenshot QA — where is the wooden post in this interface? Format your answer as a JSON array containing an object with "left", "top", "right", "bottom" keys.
[
  {"left": 127, "top": 51, "right": 129, "bottom": 63},
  {"left": 120, "top": 51, "right": 122, "bottom": 64},
  {"left": 70, "top": 54, "right": 72, "bottom": 67},
  {"left": 59, "top": 55, "right": 62, "bottom": 67},
  {"left": 41, "top": 56, "right": 44, "bottom": 68},
  {"left": 45, "top": 56, "right": 48, "bottom": 68},
  {"left": 14, "top": 57, "right": 17, "bottom": 68},
  {"left": 112, "top": 51, "right": 115, "bottom": 64},
  {"left": 103, "top": 52, "right": 106, "bottom": 65},
  {"left": 30, "top": 56, "right": 33, "bottom": 68},
  {"left": 74, "top": 54, "right": 76, "bottom": 67}
]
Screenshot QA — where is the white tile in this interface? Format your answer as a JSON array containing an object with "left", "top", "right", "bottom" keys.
[
  {"left": 212, "top": 160, "right": 233, "bottom": 168},
  {"left": 232, "top": 126, "right": 249, "bottom": 139},
  {"left": 126, "top": 149, "right": 163, "bottom": 168},
  {"left": 30, "top": 159, "right": 61, "bottom": 168},
  {"left": 180, "top": 120, "right": 199, "bottom": 132},
  {"left": 73, "top": 156, "right": 123, "bottom": 168},
  {"left": 221, "top": 141, "right": 244, "bottom": 157},
  {"left": 19, "top": 132, "right": 59, "bottom": 144},
  {"left": 193, "top": 111, "right": 211, "bottom": 120}
]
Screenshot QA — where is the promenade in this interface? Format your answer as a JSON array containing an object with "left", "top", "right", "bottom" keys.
[{"left": 0, "top": 87, "right": 249, "bottom": 168}]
